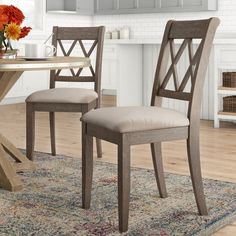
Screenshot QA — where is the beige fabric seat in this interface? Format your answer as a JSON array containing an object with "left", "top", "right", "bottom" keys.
[
  {"left": 82, "top": 106, "right": 189, "bottom": 133},
  {"left": 26, "top": 88, "right": 98, "bottom": 104}
]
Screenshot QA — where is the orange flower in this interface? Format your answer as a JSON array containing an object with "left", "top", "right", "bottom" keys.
[
  {"left": 0, "top": 15, "right": 9, "bottom": 31},
  {"left": 4, "top": 5, "right": 25, "bottom": 25},
  {"left": 5, "top": 23, "right": 21, "bottom": 40},
  {"left": 0, "top": 5, "right": 8, "bottom": 15},
  {"left": 0, "top": 5, "right": 9, "bottom": 30},
  {"left": 18, "top": 26, "right": 32, "bottom": 39},
  {"left": 0, "top": 5, "right": 31, "bottom": 44}
]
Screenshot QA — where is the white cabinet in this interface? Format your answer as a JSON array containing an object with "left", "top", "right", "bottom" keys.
[
  {"left": 138, "top": 0, "right": 156, "bottom": 9},
  {"left": 95, "top": 0, "right": 218, "bottom": 15},
  {"left": 215, "top": 85, "right": 236, "bottom": 128},
  {"left": 183, "top": 0, "right": 201, "bottom": 7},
  {"left": 77, "top": 0, "right": 94, "bottom": 15},
  {"left": 94, "top": 0, "right": 117, "bottom": 14},
  {"left": 160, "top": 0, "right": 218, "bottom": 12},
  {"left": 101, "top": 46, "right": 118, "bottom": 91},
  {"left": 119, "top": 0, "right": 136, "bottom": 10},
  {"left": 47, "top": 0, "right": 76, "bottom": 13},
  {"left": 101, "top": 44, "right": 143, "bottom": 106},
  {"left": 46, "top": 0, "right": 94, "bottom": 15},
  {"left": 161, "top": 0, "right": 181, "bottom": 8},
  {"left": 182, "top": 0, "right": 218, "bottom": 11},
  {"left": 64, "top": 0, "right": 77, "bottom": 11},
  {"left": 47, "top": 0, "right": 218, "bottom": 15},
  {"left": 214, "top": 45, "right": 236, "bottom": 128}
]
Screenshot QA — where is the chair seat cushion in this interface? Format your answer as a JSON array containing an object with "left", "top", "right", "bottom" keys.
[
  {"left": 26, "top": 88, "right": 98, "bottom": 104},
  {"left": 82, "top": 106, "right": 189, "bottom": 133}
]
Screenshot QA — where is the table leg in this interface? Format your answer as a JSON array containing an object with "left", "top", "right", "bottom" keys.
[
  {"left": 0, "top": 71, "right": 36, "bottom": 191},
  {"left": 0, "top": 144, "right": 22, "bottom": 191}
]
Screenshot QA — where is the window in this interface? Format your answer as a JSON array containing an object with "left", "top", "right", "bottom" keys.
[{"left": 0, "top": 0, "right": 45, "bottom": 33}]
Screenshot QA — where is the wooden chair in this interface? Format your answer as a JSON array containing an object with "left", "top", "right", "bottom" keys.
[
  {"left": 81, "top": 18, "right": 220, "bottom": 232},
  {"left": 26, "top": 26, "right": 105, "bottom": 160}
]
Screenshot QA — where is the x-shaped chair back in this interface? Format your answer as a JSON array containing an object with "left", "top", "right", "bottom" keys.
[
  {"left": 151, "top": 18, "right": 220, "bottom": 121},
  {"left": 50, "top": 26, "right": 105, "bottom": 99}
]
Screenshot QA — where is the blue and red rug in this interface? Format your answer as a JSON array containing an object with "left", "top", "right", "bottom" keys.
[{"left": 0, "top": 151, "right": 235, "bottom": 235}]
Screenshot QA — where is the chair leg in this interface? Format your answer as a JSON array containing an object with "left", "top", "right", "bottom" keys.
[
  {"left": 82, "top": 122, "right": 93, "bottom": 209},
  {"left": 49, "top": 112, "right": 56, "bottom": 156},
  {"left": 151, "top": 143, "right": 167, "bottom": 198},
  {"left": 187, "top": 132, "right": 208, "bottom": 215},
  {"left": 26, "top": 103, "right": 35, "bottom": 161},
  {"left": 96, "top": 138, "right": 102, "bottom": 158},
  {"left": 118, "top": 138, "right": 130, "bottom": 233}
]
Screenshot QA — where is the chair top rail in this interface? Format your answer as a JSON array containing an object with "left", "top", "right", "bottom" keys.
[
  {"left": 169, "top": 19, "right": 212, "bottom": 39},
  {"left": 55, "top": 27, "right": 103, "bottom": 40}
]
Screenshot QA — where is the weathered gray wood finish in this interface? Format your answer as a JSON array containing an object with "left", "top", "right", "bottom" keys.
[
  {"left": 82, "top": 18, "right": 220, "bottom": 232},
  {"left": 26, "top": 26, "right": 105, "bottom": 160}
]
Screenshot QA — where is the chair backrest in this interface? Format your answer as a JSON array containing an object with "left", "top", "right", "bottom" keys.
[
  {"left": 151, "top": 18, "right": 220, "bottom": 122},
  {"left": 50, "top": 26, "right": 105, "bottom": 104}
]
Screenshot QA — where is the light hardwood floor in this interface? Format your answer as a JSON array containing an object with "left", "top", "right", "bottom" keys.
[{"left": 0, "top": 96, "right": 235, "bottom": 235}]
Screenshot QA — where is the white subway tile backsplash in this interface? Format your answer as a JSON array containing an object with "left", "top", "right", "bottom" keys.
[
  {"left": 93, "top": 1, "right": 236, "bottom": 39},
  {"left": 43, "top": 1, "right": 236, "bottom": 40},
  {"left": 45, "top": 14, "right": 92, "bottom": 34}
]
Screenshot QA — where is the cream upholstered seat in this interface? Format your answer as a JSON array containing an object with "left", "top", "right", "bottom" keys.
[
  {"left": 82, "top": 106, "right": 189, "bottom": 133},
  {"left": 26, "top": 88, "right": 98, "bottom": 104}
]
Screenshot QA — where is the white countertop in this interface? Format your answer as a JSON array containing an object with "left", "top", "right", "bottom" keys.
[
  {"left": 19, "top": 32, "right": 236, "bottom": 45},
  {"left": 105, "top": 38, "right": 162, "bottom": 44},
  {"left": 105, "top": 33, "right": 236, "bottom": 45}
]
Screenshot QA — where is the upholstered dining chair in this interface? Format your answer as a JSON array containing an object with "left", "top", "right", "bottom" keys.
[
  {"left": 81, "top": 18, "right": 220, "bottom": 232},
  {"left": 26, "top": 26, "right": 105, "bottom": 160}
]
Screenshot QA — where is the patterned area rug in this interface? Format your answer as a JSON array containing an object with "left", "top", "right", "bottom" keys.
[{"left": 0, "top": 152, "right": 235, "bottom": 236}]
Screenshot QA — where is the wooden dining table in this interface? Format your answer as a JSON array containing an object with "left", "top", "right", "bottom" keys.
[{"left": 0, "top": 56, "right": 90, "bottom": 191}]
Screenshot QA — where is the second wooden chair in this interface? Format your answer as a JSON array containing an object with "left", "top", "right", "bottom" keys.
[{"left": 26, "top": 26, "right": 105, "bottom": 160}]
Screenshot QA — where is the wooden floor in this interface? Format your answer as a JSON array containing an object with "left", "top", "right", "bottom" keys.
[{"left": 0, "top": 96, "right": 235, "bottom": 235}]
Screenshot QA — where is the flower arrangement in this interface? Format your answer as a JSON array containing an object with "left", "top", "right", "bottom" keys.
[{"left": 0, "top": 5, "right": 31, "bottom": 54}]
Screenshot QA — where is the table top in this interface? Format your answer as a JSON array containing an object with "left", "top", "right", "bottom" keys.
[{"left": 0, "top": 56, "right": 90, "bottom": 72}]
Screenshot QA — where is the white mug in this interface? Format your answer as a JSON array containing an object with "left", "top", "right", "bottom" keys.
[{"left": 25, "top": 43, "right": 56, "bottom": 58}]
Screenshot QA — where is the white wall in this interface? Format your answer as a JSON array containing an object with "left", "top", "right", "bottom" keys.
[
  {"left": 93, "top": 0, "right": 235, "bottom": 38},
  {"left": 44, "top": 13, "right": 92, "bottom": 35}
]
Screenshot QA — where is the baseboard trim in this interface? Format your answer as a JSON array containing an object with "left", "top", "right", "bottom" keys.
[
  {"left": 102, "top": 89, "right": 117, "bottom": 96},
  {"left": 0, "top": 96, "right": 27, "bottom": 105}
]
